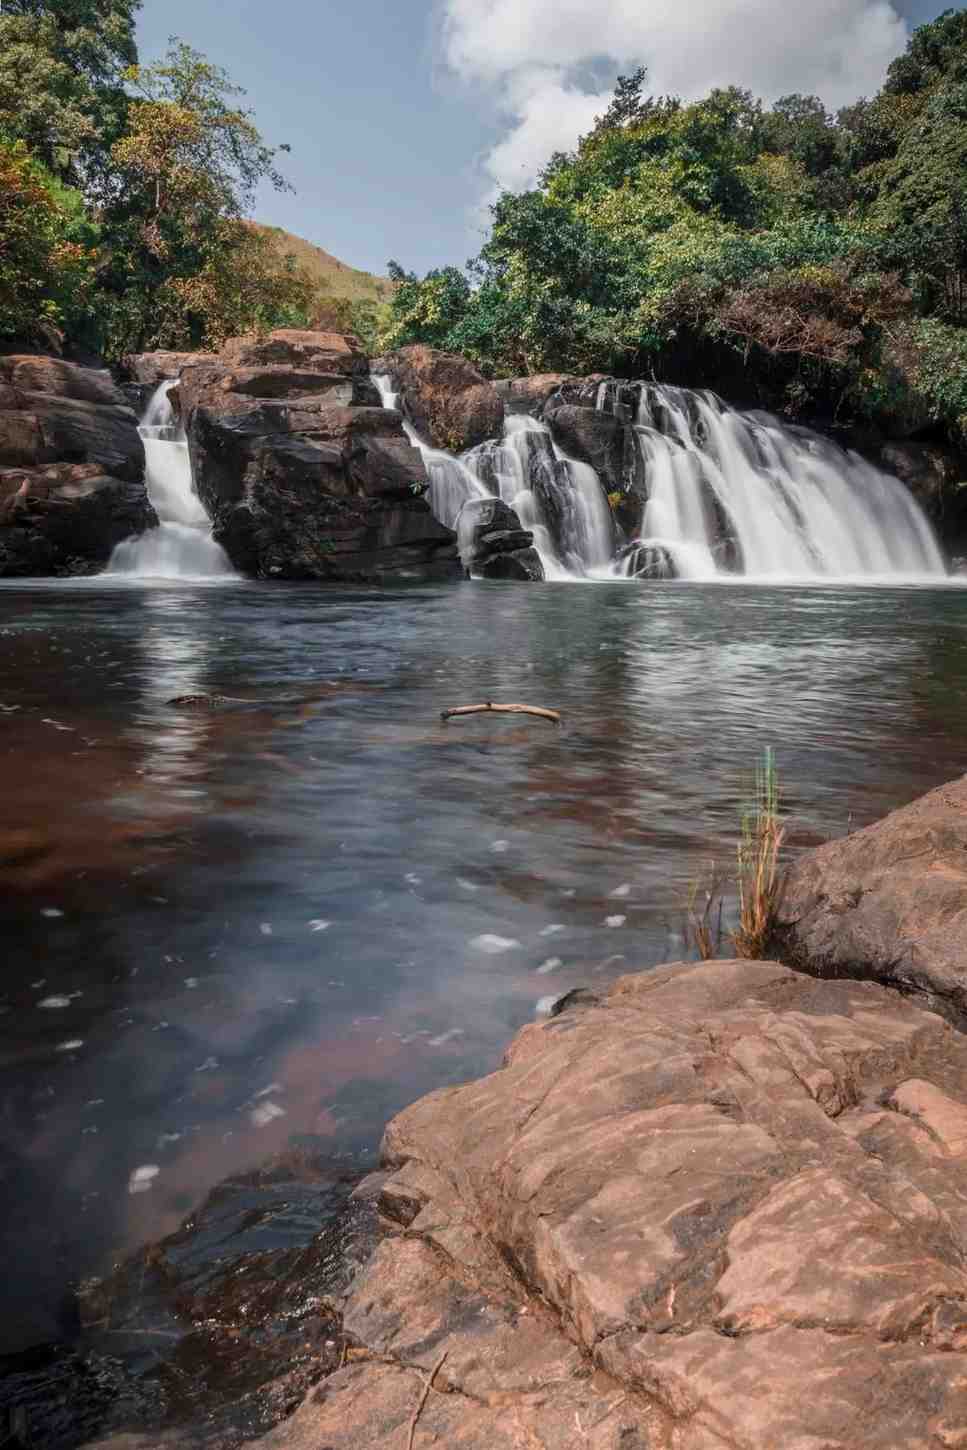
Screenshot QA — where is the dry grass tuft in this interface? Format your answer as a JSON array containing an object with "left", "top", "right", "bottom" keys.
[
  {"left": 684, "top": 863, "right": 727, "bottom": 961},
  {"left": 732, "top": 747, "right": 786, "bottom": 960}
]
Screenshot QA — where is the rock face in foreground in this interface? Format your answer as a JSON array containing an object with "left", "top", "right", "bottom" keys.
[
  {"left": 776, "top": 773, "right": 967, "bottom": 1020},
  {"left": 374, "top": 345, "right": 503, "bottom": 452},
  {"left": 252, "top": 957, "right": 967, "bottom": 1449},
  {"left": 179, "top": 331, "right": 459, "bottom": 581},
  {"left": 0, "top": 355, "right": 152, "bottom": 575}
]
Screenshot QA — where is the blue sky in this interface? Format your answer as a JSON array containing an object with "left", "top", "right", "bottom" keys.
[{"left": 137, "top": 0, "right": 953, "bottom": 278}]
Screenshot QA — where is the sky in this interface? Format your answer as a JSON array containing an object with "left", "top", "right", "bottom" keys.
[{"left": 137, "top": 0, "right": 954, "bottom": 278}]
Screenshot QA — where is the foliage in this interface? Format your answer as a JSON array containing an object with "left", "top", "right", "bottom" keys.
[
  {"left": 0, "top": 0, "right": 139, "bottom": 179},
  {"left": 0, "top": 138, "right": 96, "bottom": 342},
  {"left": 383, "top": 12, "right": 967, "bottom": 441}
]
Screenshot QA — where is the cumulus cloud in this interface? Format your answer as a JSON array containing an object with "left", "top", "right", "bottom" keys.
[{"left": 441, "top": 0, "right": 909, "bottom": 194}]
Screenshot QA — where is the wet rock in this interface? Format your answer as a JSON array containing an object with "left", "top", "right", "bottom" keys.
[
  {"left": 618, "top": 540, "right": 678, "bottom": 579},
  {"left": 374, "top": 345, "right": 503, "bottom": 451},
  {"left": 0, "top": 463, "right": 155, "bottom": 577},
  {"left": 543, "top": 397, "right": 627, "bottom": 496},
  {"left": 456, "top": 496, "right": 545, "bottom": 581},
  {"left": 775, "top": 772, "right": 967, "bottom": 1020},
  {"left": 179, "top": 333, "right": 460, "bottom": 582},
  {"left": 73, "top": 1152, "right": 374, "bottom": 1450},
  {"left": 873, "top": 439, "right": 967, "bottom": 555}
]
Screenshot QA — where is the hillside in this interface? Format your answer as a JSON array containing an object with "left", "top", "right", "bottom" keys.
[{"left": 250, "top": 223, "right": 394, "bottom": 307}]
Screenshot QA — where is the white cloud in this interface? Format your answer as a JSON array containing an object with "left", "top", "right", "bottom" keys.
[{"left": 441, "top": 0, "right": 909, "bottom": 193}]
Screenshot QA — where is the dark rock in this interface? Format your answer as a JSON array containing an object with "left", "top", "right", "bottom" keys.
[
  {"left": 180, "top": 335, "right": 459, "bottom": 582},
  {"left": 455, "top": 496, "right": 544, "bottom": 582},
  {"left": 775, "top": 772, "right": 967, "bottom": 1022},
  {"left": 0, "top": 464, "right": 156, "bottom": 577},
  {"left": 375, "top": 345, "right": 503, "bottom": 451},
  {"left": 543, "top": 399, "right": 626, "bottom": 495},
  {"left": 618, "top": 539, "right": 679, "bottom": 579},
  {"left": 121, "top": 350, "right": 219, "bottom": 388},
  {"left": 14, "top": 394, "right": 144, "bottom": 482},
  {"left": 873, "top": 439, "right": 967, "bottom": 554}
]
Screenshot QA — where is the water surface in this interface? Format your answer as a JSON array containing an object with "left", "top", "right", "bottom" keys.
[{"left": 2, "top": 576, "right": 967, "bottom": 1349}]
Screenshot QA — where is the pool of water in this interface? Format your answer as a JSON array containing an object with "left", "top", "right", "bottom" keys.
[{"left": 3, "top": 576, "right": 967, "bottom": 1350}]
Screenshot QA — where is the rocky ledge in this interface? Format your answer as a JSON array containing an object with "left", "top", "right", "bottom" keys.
[
  {"left": 0, "top": 355, "right": 153, "bottom": 576},
  {"left": 71, "top": 778, "right": 967, "bottom": 1450},
  {"left": 169, "top": 330, "right": 460, "bottom": 582}
]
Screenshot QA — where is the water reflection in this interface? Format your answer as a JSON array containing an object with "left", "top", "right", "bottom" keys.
[{"left": 1, "top": 579, "right": 967, "bottom": 1350}]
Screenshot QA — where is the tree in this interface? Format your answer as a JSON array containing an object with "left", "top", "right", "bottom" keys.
[
  {"left": 0, "top": 138, "right": 96, "bottom": 343},
  {"left": 90, "top": 40, "right": 308, "bottom": 355},
  {"left": 0, "top": 0, "right": 139, "bottom": 180}
]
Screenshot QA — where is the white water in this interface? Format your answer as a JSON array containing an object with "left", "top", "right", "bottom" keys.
[
  {"left": 375, "top": 372, "right": 948, "bottom": 584},
  {"left": 372, "top": 374, "right": 612, "bottom": 578},
  {"left": 615, "top": 383, "right": 945, "bottom": 582},
  {"left": 107, "top": 382, "right": 233, "bottom": 580}
]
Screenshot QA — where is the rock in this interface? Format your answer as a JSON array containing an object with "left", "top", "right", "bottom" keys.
[
  {"left": 0, "top": 355, "right": 126, "bottom": 408},
  {"left": 543, "top": 397, "right": 628, "bottom": 496},
  {"left": 455, "top": 496, "right": 545, "bottom": 581},
  {"left": 494, "top": 373, "right": 580, "bottom": 413},
  {"left": 874, "top": 439, "right": 967, "bottom": 555},
  {"left": 220, "top": 329, "right": 368, "bottom": 376},
  {"left": 121, "top": 350, "right": 219, "bottom": 388},
  {"left": 209, "top": 956, "right": 967, "bottom": 1450},
  {"left": 0, "top": 353, "right": 152, "bottom": 575},
  {"left": 375, "top": 345, "right": 503, "bottom": 451},
  {"left": 180, "top": 333, "right": 459, "bottom": 581},
  {"left": 0, "top": 464, "right": 156, "bottom": 576},
  {"left": 775, "top": 773, "right": 967, "bottom": 1020}
]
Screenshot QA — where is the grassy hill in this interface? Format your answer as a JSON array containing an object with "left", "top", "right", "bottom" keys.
[{"left": 251, "top": 223, "right": 394, "bottom": 307}]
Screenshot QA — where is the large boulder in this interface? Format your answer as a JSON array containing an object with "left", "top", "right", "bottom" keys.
[
  {"left": 455, "top": 496, "right": 545, "bottom": 581},
  {"left": 494, "top": 373, "right": 580, "bottom": 413},
  {"left": 0, "top": 355, "right": 151, "bottom": 575},
  {"left": 874, "top": 439, "right": 967, "bottom": 556},
  {"left": 775, "top": 773, "right": 967, "bottom": 1021},
  {"left": 374, "top": 345, "right": 503, "bottom": 451},
  {"left": 231, "top": 957, "right": 967, "bottom": 1449},
  {"left": 543, "top": 395, "right": 628, "bottom": 496},
  {"left": 0, "top": 463, "right": 156, "bottom": 576},
  {"left": 179, "top": 332, "right": 459, "bottom": 581}
]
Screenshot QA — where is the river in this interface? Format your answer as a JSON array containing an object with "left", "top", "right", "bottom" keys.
[{"left": 2, "top": 575, "right": 967, "bottom": 1350}]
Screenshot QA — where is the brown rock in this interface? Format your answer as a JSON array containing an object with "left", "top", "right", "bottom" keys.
[
  {"left": 0, "top": 411, "right": 46, "bottom": 467},
  {"left": 377, "top": 344, "right": 504, "bottom": 451},
  {"left": 122, "top": 350, "right": 219, "bottom": 387},
  {"left": 0, "top": 354, "right": 126, "bottom": 408},
  {"left": 494, "top": 373, "right": 580, "bottom": 412},
  {"left": 775, "top": 773, "right": 967, "bottom": 1019},
  {"left": 0, "top": 463, "right": 156, "bottom": 575},
  {"left": 219, "top": 329, "right": 368, "bottom": 376},
  {"left": 299, "top": 958, "right": 967, "bottom": 1449}
]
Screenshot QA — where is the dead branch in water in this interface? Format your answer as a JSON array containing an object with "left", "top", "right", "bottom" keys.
[
  {"left": 441, "top": 702, "right": 561, "bottom": 724},
  {"left": 406, "top": 1350, "right": 448, "bottom": 1450}
]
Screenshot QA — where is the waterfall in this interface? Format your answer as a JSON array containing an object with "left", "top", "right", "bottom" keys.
[
  {"left": 371, "top": 374, "right": 490, "bottom": 532},
  {"left": 107, "top": 381, "right": 234, "bottom": 579},
  {"left": 372, "top": 375, "right": 611, "bottom": 579},
  {"left": 372, "top": 371, "right": 947, "bottom": 584},
  {"left": 618, "top": 384, "right": 945, "bottom": 581}
]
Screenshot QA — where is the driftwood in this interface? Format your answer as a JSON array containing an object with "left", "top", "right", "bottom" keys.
[
  {"left": 440, "top": 702, "right": 561, "bottom": 724},
  {"left": 406, "top": 1350, "right": 448, "bottom": 1450}
]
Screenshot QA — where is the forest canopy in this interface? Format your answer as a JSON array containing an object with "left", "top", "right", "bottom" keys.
[{"left": 381, "top": 9, "right": 967, "bottom": 442}]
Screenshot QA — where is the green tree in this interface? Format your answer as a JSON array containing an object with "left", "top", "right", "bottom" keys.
[
  {"left": 0, "top": 0, "right": 139, "bottom": 180},
  {"left": 0, "top": 137, "right": 96, "bottom": 342},
  {"left": 90, "top": 40, "right": 309, "bottom": 355}
]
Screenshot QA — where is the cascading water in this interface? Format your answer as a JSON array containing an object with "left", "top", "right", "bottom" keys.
[
  {"left": 373, "top": 370, "right": 947, "bottom": 584},
  {"left": 107, "top": 381, "right": 233, "bottom": 579},
  {"left": 372, "top": 374, "right": 612, "bottom": 578},
  {"left": 608, "top": 382, "right": 945, "bottom": 582}
]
